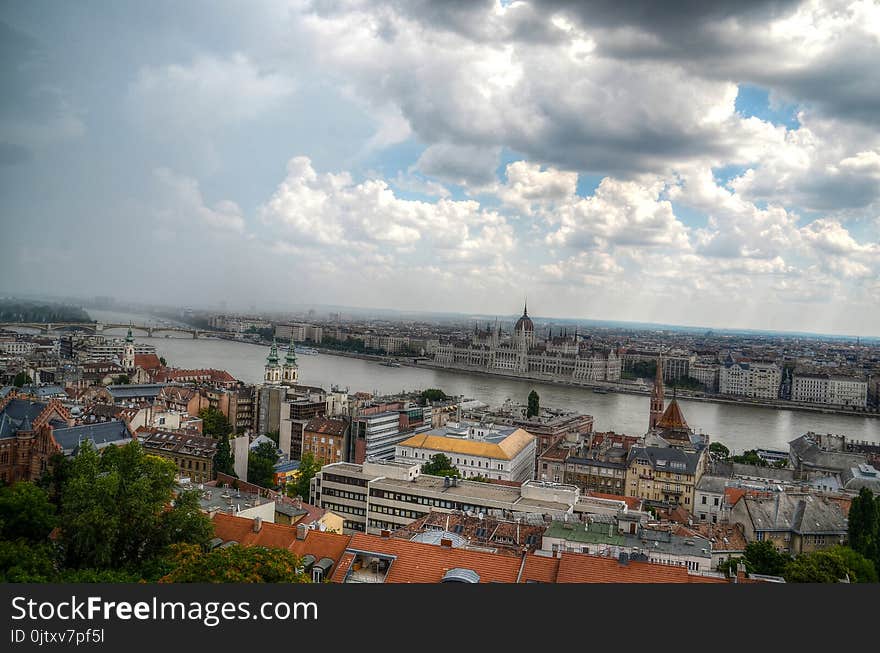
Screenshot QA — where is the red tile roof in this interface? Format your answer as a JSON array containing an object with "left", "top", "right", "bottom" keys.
[
  {"left": 556, "top": 552, "right": 721, "bottom": 583},
  {"left": 134, "top": 354, "right": 163, "bottom": 371},
  {"left": 586, "top": 491, "right": 643, "bottom": 511},
  {"left": 210, "top": 513, "right": 351, "bottom": 563}
]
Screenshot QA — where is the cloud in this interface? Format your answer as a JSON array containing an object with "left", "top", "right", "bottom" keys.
[
  {"left": 128, "top": 53, "right": 294, "bottom": 132},
  {"left": 153, "top": 168, "right": 246, "bottom": 233},
  {"left": 545, "top": 176, "right": 691, "bottom": 250},
  {"left": 498, "top": 161, "right": 578, "bottom": 214},
  {"left": 259, "top": 155, "right": 515, "bottom": 262},
  {"left": 0, "top": 21, "right": 85, "bottom": 158}
]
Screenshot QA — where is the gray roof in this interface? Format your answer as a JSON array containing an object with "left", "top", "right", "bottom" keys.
[
  {"left": 789, "top": 433, "right": 866, "bottom": 473},
  {"left": 0, "top": 398, "right": 49, "bottom": 439},
  {"left": 52, "top": 420, "right": 133, "bottom": 455},
  {"left": 696, "top": 475, "right": 729, "bottom": 494},
  {"left": 841, "top": 464, "right": 880, "bottom": 492},
  {"left": 107, "top": 384, "right": 167, "bottom": 399},
  {"left": 19, "top": 384, "right": 65, "bottom": 398},
  {"left": 741, "top": 494, "right": 847, "bottom": 535},
  {"left": 627, "top": 446, "right": 702, "bottom": 475},
  {"left": 565, "top": 456, "right": 627, "bottom": 470},
  {"left": 0, "top": 386, "right": 16, "bottom": 398}
]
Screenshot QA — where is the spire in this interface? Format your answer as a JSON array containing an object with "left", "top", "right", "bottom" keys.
[
  {"left": 125, "top": 323, "right": 134, "bottom": 343},
  {"left": 266, "top": 338, "right": 279, "bottom": 366},
  {"left": 523, "top": 298, "right": 528, "bottom": 316},
  {"left": 285, "top": 340, "right": 297, "bottom": 366},
  {"left": 649, "top": 353, "right": 665, "bottom": 431}
]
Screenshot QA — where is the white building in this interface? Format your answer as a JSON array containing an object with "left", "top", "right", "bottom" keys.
[
  {"left": 792, "top": 373, "right": 868, "bottom": 408},
  {"left": 718, "top": 361, "right": 781, "bottom": 399},
  {"left": 395, "top": 421, "right": 537, "bottom": 483},
  {"left": 690, "top": 360, "right": 720, "bottom": 391}
]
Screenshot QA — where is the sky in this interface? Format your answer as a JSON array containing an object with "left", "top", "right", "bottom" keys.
[{"left": 1, "top": 1, "right": 879, "bottom": 336}]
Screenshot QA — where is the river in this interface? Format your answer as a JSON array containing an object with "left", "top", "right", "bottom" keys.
[{"left": 87, "top": 309, "right": 880, "bottom": 454}]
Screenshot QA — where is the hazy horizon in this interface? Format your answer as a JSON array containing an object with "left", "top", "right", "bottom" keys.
[{"left": 2, "top": 2, "right": 879, "bottom": 337}]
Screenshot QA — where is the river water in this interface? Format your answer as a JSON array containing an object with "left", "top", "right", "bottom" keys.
[{"left": 87, "top": 309, "right": 880, "bottom": 453}]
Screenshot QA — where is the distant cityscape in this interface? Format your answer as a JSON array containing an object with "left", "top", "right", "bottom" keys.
[{"left": 2, "top": 293, "right": 879, "bottom": 584}]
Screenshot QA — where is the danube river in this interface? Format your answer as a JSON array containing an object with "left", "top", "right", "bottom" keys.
[{"left": 88, "top": 310, "right": 880, "bottom": 454}]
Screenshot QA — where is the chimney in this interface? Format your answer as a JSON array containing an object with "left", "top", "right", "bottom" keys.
[
  {"left": 380, "top": 529, "right": 391, "bottom": 539},
  {"left": 440, "top": 538, "right": 453, "bottom": 548},
  {"left": 252, "top": 516, "right": 262, "bottom": 533},
  {"left": 618, "top": 552, "right": 629, "bottom": 566},
  {"left": 296, "top": 523, "right": 308, "bottom": 540}
]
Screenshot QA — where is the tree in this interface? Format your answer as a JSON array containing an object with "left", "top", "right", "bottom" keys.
[
  {"left": 292, "top": 452, "right": 322, "bottom": 502},
  {"left": 825, "top": 545, "right": 878, "bottom": 583},
  {"left": 266, "top": 430, "right": 280, "bottom": 446},
  {"left": 420, "top": 388, "right": 447, "bottom": 404},
  {"left": 112, "top": 374, "right": 130, "bottom": 385},
  {"left": 527, "top": 390, "right": 540, "bottom": 418},
  {"left": 0, "top": 540, "right": 57, "bottom": 583},
  {"left": 199, "top": 407, "right": 232, "bottom": 438},
  {"left": 743, "top": 540, "right": 791, "bottom": 576},
  {"left": 158, "top": 490, "right": 213, "bottom": 552},
  {"left": 731, "top": 449, "right": 766, "bottom": 466},
  {"left": 0, "top": 482, "right": 56, "bottom": 542},
  {"left": 12, "top": 371, "right": 31, "bottom": 387},
  {"left": 159, "top": 544, "right": 310, "bottom": 583},
  {"left": 784, "top": 550, "right": 849, "bottom": 583},
  {"left": 213, "top": 434, "right": 236, "bottom": 478},
  {"left": 248, "top": 441, "right": 279, "bottom": 489},
  {"left": 847, "top": 487, "right": 879, "bottom": 574},
  {"left": 708, "top": 442, "right": 730, "bottom": 463},
  {"left": 421, "top": 453, "right": 460, "bottom": 478},
  {"left": 58, "top": 441, "right": 207, "bottom": 571}
]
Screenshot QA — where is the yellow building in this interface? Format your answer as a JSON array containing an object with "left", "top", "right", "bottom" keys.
[{"left": 625, "top": 445, "right": 707, "bottom": 511}]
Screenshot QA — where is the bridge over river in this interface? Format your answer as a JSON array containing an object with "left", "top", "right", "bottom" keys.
[{"left": 0, "top": 321, "right": 207, "bottom": 338}]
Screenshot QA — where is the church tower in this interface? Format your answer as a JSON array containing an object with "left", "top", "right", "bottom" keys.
[
  {"left": 122, "top": 325, "right": 135, "bottom": 371},
  {"left": 649, "top": 354, "right": 665, "bottom": 430},
  {"left": 282, "top": 341, "right": 298, "bottom": 386},
  {"left": 264, "top": 338, "right": 282, "bottom": 384}
]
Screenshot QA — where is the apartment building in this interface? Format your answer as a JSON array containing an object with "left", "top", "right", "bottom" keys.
[
  {"left": 792, "top": 373, "right": 868, "bottom": 408},
  {"left": 718, "top": 361, "right": 781, "bottom": 399}
]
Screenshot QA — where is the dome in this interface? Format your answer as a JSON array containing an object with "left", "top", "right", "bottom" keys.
[{"left": 514, "top": 302, "right": 533, "bottom": 332}]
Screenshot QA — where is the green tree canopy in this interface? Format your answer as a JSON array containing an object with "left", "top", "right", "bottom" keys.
[
  {"left": 744, "top": 540, "right": 791, "bottom": 576},
  {"left": 213, "top": 434, "right": 236, "bottom": 479},
  {"left": 420, "top": 388, "right": 448, "bottom": 404},
  {"left": 291, "top": 451, "right": 322, "bottom": 501},
  {"left": 708, "top": 442, "right": 730, "bottom": 463},
  {"left": 0, "top": 482, "right": 56, "bottom": 542},
  {"left": 0, "top": 540, "right": 57, "bottom": 583},
  {"left": 421, "top": 453, "right": 460, "bottom": 478},
  {"left": 847, "top": 487, "right": 879, "bottom": 574},
  {"left": 247, "top": 441, "right": 279, "bottom": 489},
  {"left": 823, "top": 545, "right": 878, "bottom": 583},
  {"left": 527, "top": 390, "right": 540, "bottom": 418},
  {"left": 199, "top": 407, "right": 232, "bottom": 438},
  {"left": 784, "top": 549, "right": 850, "bottom": 583},
  {"left": 58, "top": 441, "right": 212, "bottom": 570},
  {"left": 159, "top": 544, "right": 310, "bottom": 583},
  {"left": 12, "top": 371, "right": 31, "bottom": 387}
]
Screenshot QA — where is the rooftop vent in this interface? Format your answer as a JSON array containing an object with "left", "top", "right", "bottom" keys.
[{"left": 441, "top": 568, "right": 480, "bottom": 583}]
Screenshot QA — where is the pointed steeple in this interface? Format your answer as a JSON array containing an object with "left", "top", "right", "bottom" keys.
[
  {"left": 266, "top": 338, "right": 280, "bottom": 366},
  {"left": 285, "top": 340, "right": 297, "bottom": 366},
  {"left": 649, "top": 353, "right": 665, "bottom": 430},
  {"left": 523, "top": 298, "right": 528, "bottom": 316},
  {"left": 125, "top": 323, "right": 134, "bottom": 343}
]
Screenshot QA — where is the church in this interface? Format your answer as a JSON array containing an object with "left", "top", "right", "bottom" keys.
[{"left": 434, "top": 303, "right": 620, "bottom": 382}]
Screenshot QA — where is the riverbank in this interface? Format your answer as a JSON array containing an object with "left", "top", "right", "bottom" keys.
[
  {"left": 397, "top": 359, "right": 880, "bottom": 419},
  {"left": 208, "top": 336, "right": 879, "bottom": 420}
]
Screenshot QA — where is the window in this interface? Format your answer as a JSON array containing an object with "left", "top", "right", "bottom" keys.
[
  {"left": 713, "top": 497, "right": 719, "bottom": 506},
  {"left": 701, "top": 496, "right": 707, "bottom": 505}
]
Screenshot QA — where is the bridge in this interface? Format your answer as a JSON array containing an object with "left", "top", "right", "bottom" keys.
[{"left": 0, "top": 322, "right": 207, "bottom": 339}]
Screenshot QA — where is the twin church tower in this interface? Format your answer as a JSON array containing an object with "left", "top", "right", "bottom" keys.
[{"left": 264, "top": 338, "right": 298, "bottom": 386}]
